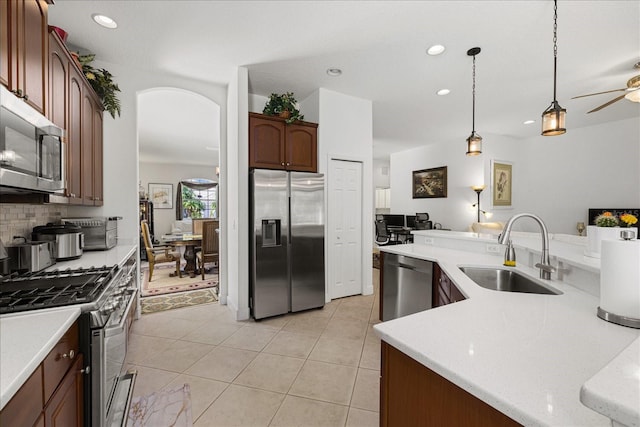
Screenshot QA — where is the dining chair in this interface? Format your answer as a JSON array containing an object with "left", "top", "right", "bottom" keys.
[
  {"left": 196, "top": 220, "right": 219, "bottom": 280},
  {"left": 141, "top": 220, "right": 182, "bottom": 281}
]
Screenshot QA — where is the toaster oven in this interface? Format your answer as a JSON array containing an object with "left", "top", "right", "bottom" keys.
[{"left": 62, "top": 217, "right": 120, "bottom": 250}]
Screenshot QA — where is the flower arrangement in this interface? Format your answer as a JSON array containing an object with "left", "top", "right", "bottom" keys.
[
  {"left": 620, "top": 213, "right": 638, "bottom": 228},
  {"left": 595, "top": 212, "right": 619, "bottom": 227}
]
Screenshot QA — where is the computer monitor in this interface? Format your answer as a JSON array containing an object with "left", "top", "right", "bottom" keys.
[
  {"left": 405, "top": 215, "right": 417, "bottom": 229},
  {"left": 383, "top": 214, "right": 405, "bottom": 228}
]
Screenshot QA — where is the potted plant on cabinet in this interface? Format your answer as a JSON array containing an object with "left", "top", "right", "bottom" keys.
[
  {"left": 77, "top": 54, "right": 122, "bottom": 119},
  {"left": 262, "top": 92, "right": 304, "bottom": 124}
]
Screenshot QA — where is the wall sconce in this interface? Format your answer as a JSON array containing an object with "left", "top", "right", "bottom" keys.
[{"left": 471, "top": 185, "right": 487, "bottom": 222}]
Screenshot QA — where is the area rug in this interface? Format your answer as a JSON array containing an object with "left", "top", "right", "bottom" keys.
[
  {"left": 141, "top": 289, "right": 218, "bottom": 315},
  {"left": 127, "top": 384, "right": 192, "bottom": 427},
  {"left": 141, "top": 263, "right": 218, "bottom": 297}
]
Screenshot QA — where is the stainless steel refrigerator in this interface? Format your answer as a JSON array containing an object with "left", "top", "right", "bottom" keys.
[{"left": 250, "top": 169, "right": 325, "bottom": 320}]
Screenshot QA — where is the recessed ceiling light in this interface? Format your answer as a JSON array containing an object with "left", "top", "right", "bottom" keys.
[
  {"left": 92, "top": 14, "right": 117, "bottom": 29},
  {"left": 427, "top": 45, "right": 446, "bottom": 56},
  {"left": 327, "top": 68, "right": 342, "bottom": 77},
  {"left": 436, "top": 89, "right": 450, "bottom": 96},
  {"left": 523, "top": 120, "right": 536, "bottom": 125}
]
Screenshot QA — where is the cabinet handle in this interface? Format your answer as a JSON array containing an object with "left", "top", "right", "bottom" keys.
[
  {"left": 62, "top": 349, "right": 75, "bottom": 359},
  {"left": 281, "top": 162, "right": 285, "bottom": 166},
  {"left": 23, "top": 94, "right": 29, "bottom": 101},
  {"left": 11, "top": 89, "right": 23, "bottom": 97},
  {"left": 286, "top": 162, "right": 290, "bottom": 166},
  {"left": 80, "top": 366, "right": 91, "bottom": 375}
]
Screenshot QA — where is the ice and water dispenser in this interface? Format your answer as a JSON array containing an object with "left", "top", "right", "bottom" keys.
[{"left": 261, "top": 219, "right": 281, "bottom": 247}]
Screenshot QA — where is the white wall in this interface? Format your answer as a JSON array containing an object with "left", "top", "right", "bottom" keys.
[
  {"left": 248, "top": 93, "right": 268, "bottom": 113},
  {"left": 302, "top": 88, "right": 374, "bottom": 296},
  {"left": 390, "top": 117, "right": 640, "bottom": 234},
  {"left": 225, "top": 67, "right": 250, "bottom": 320},
  {"left": 139, "top": 162, "right": 217, "bottom": 236},
  {"left": 374, "top": 159, "right": 390, "bottom": 188},
  {"left": 66, "top": 59, "right": 227, "bottom": 247}
]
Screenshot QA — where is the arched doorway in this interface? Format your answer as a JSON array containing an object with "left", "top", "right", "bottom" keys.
[{"left": 137, "top": 88, "right": 221, "bottom": 311}]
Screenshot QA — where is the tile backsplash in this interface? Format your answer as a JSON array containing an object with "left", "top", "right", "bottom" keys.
[{"left": 0, "top": 204, "right": 69, "bottom": 244}]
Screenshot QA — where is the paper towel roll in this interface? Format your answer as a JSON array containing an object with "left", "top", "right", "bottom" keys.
[{"left": 600, "top": 239, "right": 640, "bottom": 319}]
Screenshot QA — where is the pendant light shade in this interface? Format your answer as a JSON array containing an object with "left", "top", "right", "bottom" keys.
[
  {"left": 466, "top": 47, "right": 482, "bottom": 156},
  {"left": 541, "top": 0, "right": 566, "bottom": 136}
]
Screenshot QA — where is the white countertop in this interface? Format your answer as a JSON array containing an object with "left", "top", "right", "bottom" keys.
[
  {"left": 580, "top": 337, "right": 640, "bottom": 427},
  {"left": 0, "top": 307, "right": 81, "bottom": 410},
  {"left": 374, "top": 242, "right": 640, "bottom": 426},
  {"left": 0, "top": 244, "right": 137, "bottom": 411}
]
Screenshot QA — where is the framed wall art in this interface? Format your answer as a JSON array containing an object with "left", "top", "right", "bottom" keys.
[
  {"left": 412, "top": 166, "right": 447, "bottom": 198},
  {"left": 148, "top": 183, "right": 173, "bottom": 209},
  {"left": 491, "top": 160, "right": 512, "bottom": 207}
]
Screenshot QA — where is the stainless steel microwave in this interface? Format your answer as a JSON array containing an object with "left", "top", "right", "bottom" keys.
[{"left": 0, "top": 86, "right": 64, "bottom": 194}]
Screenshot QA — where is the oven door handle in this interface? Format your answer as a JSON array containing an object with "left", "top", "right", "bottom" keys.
[
  {"left": 106, "top": 370, "right": 137, "bottom": 427},
  {"left": 104, "top": 289, "right": 137, "bottom": 338}
]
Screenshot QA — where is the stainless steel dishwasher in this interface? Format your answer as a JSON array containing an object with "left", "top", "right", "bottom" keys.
[{"left": 382, "top": 253, "right": 433, "bottom": 321}]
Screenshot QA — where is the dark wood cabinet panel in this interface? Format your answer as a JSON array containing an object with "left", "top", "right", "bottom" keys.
[
  {"left": 81, "top": 93, "right": 95, "bottom": 205},
  {"left": 43, "top": 321, "right": 79, "bottom": 403},
  {"left": 2, "top": 0, "right": 49, "bottom": 114},
  {"left": 248, "top": 112, "right": 318, "bottom": 172},
  {"left": 48, "top": 30, "right": 67, "bottom": 131},
  {"left": 249, "top": 114, "right": 286, "bottom": 169},
  {"left": 0, "top": 365, "right": 44, "bottom": 427},
  {"left": 286, "top": 124, "right": 317, "bottom": 172},
  {"left": 433, "top": 263, "right": 465, "bottom": 307},
  {"left": 92, "top": 103, "right": 104, "bottom": 206},
  {"left": 67, "top": 68, "right": 83, "bottom": 204},
  {"left": 0, "top": 0, "right": 9, "bottom": 87},
  {"left": 44, "top": 354, "right": 83, "bottom": 427},
  {"left": 381, "top": 341, "right": 521, "bottom": 427}
]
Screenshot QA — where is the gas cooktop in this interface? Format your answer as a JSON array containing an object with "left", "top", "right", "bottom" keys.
[{"left": 0, "top": 266, "right": 117, "bottom": 314}]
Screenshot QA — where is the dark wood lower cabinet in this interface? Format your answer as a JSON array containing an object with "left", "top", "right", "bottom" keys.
[
  {"left": 44, "top": 354, "right": 83, "bottom": 427},
  {"left": 381, "top": 341, "right": 522, "bottom": 427}
]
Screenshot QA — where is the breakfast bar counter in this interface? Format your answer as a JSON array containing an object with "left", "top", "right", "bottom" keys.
[{"left": 374, "top": 237, "right": 639, "bottom": 426}]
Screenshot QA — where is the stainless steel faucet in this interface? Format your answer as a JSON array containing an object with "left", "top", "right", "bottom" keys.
[{"left": 498, "top": 213, "right": 556, "bottom": 280}]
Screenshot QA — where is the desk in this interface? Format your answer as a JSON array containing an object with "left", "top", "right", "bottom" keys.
[
  {"left": 388, "top": 227, "right": 414, "bottom": 244},
  {"left": 162, "top": 234, "right": 202, "bottom": 278}
]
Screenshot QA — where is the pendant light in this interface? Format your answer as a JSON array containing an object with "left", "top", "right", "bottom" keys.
[
  {"left": 541, "top": 0, "right": 566, "bottom": 136},
  {"left": 466, "top": 47, "right": 482, "bottom": 156}
]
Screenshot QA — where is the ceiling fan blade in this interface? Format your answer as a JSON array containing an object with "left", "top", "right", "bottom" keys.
[
  {"left": 587, "top": 94, "right": 627, "bottom": 113},
  {"left": 572, "top": 88, "right": 627, "bottom": 99}
]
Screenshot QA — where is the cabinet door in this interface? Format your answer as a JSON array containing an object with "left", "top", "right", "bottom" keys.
[
  {"left": 249, "top": 115, "right": 286, "bottom": 169},
  {"left": 44, "top": 354, "right": 84, "bottom": 427},
  {"left": 48, "top": 31, "right": 67, "bottom": 131},
  {"left": 0, "top": 0, "right": 9, "bottom": 87},
  {"left": 81, "top": 92, "right": 94, "bottom": 205},
  {"left": 285, "top": 123, "right": 317, "bottom": 172},
  {"left": 67, "top": 67, "right": 83, "bottom": 204},
  {"left": 15, "top": 0, "right": 48, "bottom": 114},
  {"left": 92, "top": 102, "right": 103, "bottom": 206}
]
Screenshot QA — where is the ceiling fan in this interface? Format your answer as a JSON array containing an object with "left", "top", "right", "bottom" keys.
[{"left": 572, "top": 65, "right": 640, "bottom": 113}]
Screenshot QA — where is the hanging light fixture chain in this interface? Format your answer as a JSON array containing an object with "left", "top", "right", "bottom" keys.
[
  {"left": 472, "top": 54, "right": 476, "bottom": 131},
  {"left": 552, "top": 0, "right": 558, "bottom": 101}
]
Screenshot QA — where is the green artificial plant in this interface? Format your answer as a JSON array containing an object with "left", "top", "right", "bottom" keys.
[
  {"left": 262, "top": 92, "right": 304, "bottom": 124},
  {"left": 78, "top": 54, "right": 121, "bottom": 119}
]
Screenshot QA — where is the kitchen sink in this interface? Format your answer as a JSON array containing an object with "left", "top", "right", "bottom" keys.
[{"left": 459, "top": 267, "right": 562, "bottom": 295}]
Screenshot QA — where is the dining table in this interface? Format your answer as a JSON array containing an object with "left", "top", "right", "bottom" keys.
[{"left": 161, "top": 233, "right": 202, "bottom": 278}]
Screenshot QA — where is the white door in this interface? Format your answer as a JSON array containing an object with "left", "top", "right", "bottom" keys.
[{"left": 328, "top": 159, "right": 363, "bottom": 299}]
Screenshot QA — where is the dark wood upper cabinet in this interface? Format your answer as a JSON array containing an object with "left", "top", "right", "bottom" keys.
[
  {"left": 3, "top": 0, "right": 49, "bottom": 114},
  {"left": 0, "top": 0, "right": 10, "bottom": 87},
  {"left": 67, "top": 66, "right": 83, "bottom": 204},
  {"left": 48, "top": 30, "right": 68, "bottom": 131},
  {"left": 249, "top": 112, "right": 318, "bottom": 172},
  {"left": 92, "top": 102, "right": 104, "bottom": 206}
]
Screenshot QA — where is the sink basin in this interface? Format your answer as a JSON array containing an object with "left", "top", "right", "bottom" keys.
[{"left": 459, "top": 267, "right": 561, "bottom": 295}]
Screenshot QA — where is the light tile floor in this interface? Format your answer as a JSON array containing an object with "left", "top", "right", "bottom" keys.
[{"left": 127, "top": 271, "right": 381, "bottom": 426}]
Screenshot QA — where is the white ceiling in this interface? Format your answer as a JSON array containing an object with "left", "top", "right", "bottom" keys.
[{"left": 48, "top": 1, "right": 640, "bottom": 163}]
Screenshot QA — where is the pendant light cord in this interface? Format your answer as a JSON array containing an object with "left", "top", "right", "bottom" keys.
[
  {"left": 472, "top": 54, "right": 476, "bottom": 131},
  {"left": 552, "top": 0, "right": 558, "bottom": 102}
]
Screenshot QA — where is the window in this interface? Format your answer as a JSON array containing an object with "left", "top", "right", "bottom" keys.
[{"left": 180, "top": 178, "right": 217, "bottom": 219}]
